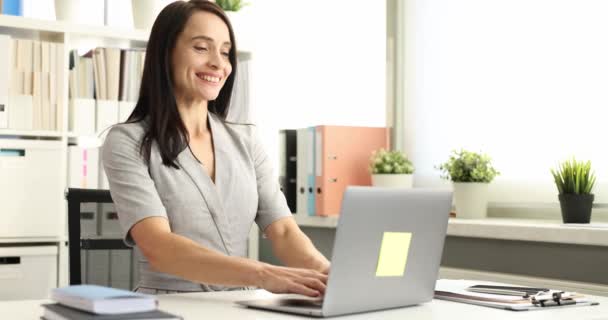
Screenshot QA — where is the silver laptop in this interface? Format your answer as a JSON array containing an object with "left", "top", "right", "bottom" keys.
[{"left": 237, "top": 187, "right": 453, "bottom": 317}]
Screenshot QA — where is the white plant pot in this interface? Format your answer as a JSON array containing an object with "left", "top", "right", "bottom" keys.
[
  {"left": 54, "top": 0, "right": 82, "bottom": 23},
  {"left": 371, "top": 174, "right": 413, "bottom": 188},
  {"left": 452, "top": 182, "right": 489, "bottom": 219},
  {"left": 131, "top": 0, "right": 164, "bottom": 30}
]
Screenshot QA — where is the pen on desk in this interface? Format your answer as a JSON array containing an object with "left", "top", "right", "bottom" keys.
[
  {"left": 466, "top": 287, "right": 537, "bottom": 298},
  {"left": 466, "top": 285, "right": 550, "bottom": 298}
]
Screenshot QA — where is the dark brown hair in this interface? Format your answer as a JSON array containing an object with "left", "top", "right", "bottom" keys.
[{"left": 127, "top": 0, "right": 237, "bottom": 168}]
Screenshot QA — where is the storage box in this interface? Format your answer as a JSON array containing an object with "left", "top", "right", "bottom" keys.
[
  {"left": 67, "top": 146, "right": 99, "bottom": 189},
  {"left": 85, "top": 250, "right": 110, "bottom": 286},
  {"left": 96, "top": 99, "right": 119, "bottom": 136},
  {"left": 118, "top": 101, "right": 136, "bottom": 123},
  {"left": 68, "top": 98, "right": 95, "bottom": 135},
  {"left": 0, "top": 139, "right": 63, "bottom": 238},
  {"left": 8, "top": 95, "right": 34, "bottom": 130},
  {"left": 0, "top": 246, "right": 58, "bottom": 300},
  {"left": 110, "top": 250, "right": 132, "bottom": 290},
  {"left": 79, "top": 202, "right": 98, "bottom": 237},
  {"left": 100, "top": 203, "right": 121, "bottom": 237}
]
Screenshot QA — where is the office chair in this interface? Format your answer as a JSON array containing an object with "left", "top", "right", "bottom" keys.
[{"left": 65, "top": 188, "right": 138, "bottom": 289}]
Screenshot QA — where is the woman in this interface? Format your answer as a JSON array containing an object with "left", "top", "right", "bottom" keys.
[{"left": 102, "top": 0, "right": 329, "bottom": 296}]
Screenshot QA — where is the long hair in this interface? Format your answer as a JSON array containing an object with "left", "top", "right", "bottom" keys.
[{"left": 127, "top": 0, "right": 238, "bottom": 168}]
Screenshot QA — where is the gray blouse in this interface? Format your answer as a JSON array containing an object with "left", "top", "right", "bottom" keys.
[{"left": 101, "top": 112, "right": 291, "bottom": 292}]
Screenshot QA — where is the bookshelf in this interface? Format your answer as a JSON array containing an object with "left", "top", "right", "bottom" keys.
[
  {"left": 0, "top": 14, "right": 151, "bottom": 297},
  {"left": 0, "top": 128, "right": 63, "bottom": 138},
  {"left": 0, "top": 14, "right": 148, "bottom": 42},
  {"left": 0, "top": 14, "right": 257, "bottom": 298},
  {"left": 0, "top": 13, "right": 255, "bottom": 298}
]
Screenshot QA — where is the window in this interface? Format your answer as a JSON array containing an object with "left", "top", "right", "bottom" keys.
[{"left": 395, "top": 0, "right": 608, "bottom": 206}]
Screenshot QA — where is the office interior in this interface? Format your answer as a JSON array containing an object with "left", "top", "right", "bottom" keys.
[{"left": 0, "top": 0, "right": 606, "bottom": 318}]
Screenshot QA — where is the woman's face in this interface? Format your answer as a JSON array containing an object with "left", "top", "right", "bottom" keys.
[{"left": 171, "top": 11, "right": 232, "bottom": 103}]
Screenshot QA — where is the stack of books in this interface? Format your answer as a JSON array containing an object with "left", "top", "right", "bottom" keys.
[{"left": 41, "top": 285, "right": 182, "bottom": 320}]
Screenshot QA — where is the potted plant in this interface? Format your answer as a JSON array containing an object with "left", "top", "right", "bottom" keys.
[
  {"left": 438, "top": 149, "right": 499, "bottom": 219},
  {"left": 55, "top": 0, "right": 84, "bottom": 23},
  {"left": 216, "top": 0, "right": 252, "bottom": 51},
  {"left": 369, "top": 148, "right": 414, "bottom": 188},
  {"left": 550, "top": 158, "right": 596, "bottom": 223},
  {"left": 131, "top": 0, "right": 164, "bottom": 30},
  {"left": 215, "top": 0, "right": 249, "bottom": 11}
]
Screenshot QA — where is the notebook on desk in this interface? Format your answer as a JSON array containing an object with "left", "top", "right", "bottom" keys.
[
  {"left": 435, "top": 279, "right": 599, "bottom": 311},
  {"left": 237, "top": 187, "right": 453, "bottom": 317}
]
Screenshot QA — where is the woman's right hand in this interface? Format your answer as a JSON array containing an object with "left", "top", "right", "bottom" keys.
[{"left": 255, "top": 263, "right": 328, "bottom": 297}]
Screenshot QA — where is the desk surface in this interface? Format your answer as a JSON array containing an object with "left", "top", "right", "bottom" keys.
[{"left": 2, "top": 289, "right": 608, "bottom": 320}]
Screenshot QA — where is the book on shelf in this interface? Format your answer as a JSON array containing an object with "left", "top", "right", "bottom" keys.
[
  {"left": 0, "top": 35, "right": 64, "bottom": 131},
  {"left": 50, "top": 285, "right": 157, "bottom": 315},
  {"left": 42, "top": 303, "right": 182, "bottom": 320}
]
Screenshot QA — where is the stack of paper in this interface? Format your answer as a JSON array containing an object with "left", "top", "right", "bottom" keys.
[{"left": 435, "top": 279, "right": 597, "bottom": 311}]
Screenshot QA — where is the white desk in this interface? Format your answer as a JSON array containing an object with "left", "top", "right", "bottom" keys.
[{"left": 2, "top": 290, "right": 608, "bottom": 320}]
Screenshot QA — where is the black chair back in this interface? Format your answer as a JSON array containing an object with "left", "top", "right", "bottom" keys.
[{"left": 65, "top": 188, "right": 135, "bottom": 288}]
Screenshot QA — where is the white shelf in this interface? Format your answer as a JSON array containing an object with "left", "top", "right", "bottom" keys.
[
  {"left": 0, "top": 237, "right": 64, "bottom": 244},
  {"left": 0, "top": 14, "right": 149, "bottom": 42},
  {"left": 447, "top": 218, "right": 608, "bottom": 247},
  {"left": 293, "top": 214, "right": 339, "bottom": 228},
  {"left": 0, "top": 129, "right": 63, "bottom": 138},
  {"left": 293, "top": 215, "right": 608, "bottom": 247}
]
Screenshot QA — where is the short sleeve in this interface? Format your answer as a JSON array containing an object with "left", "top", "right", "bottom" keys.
[
  {"left": 251, "top": 127, "right": 292, "bottom": 231},
  {"left": 101, "top": 124, "right": 168, "bottom": 246}
]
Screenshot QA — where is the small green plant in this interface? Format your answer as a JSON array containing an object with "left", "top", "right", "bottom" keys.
[
  {"left": 369, "top": 149, "right": 414, "bottom": 174},
  {"left": 215, "top": 0, "right": 249, "bottom": 11},
  {"left": 438, "top": 149, "right": 499, "bottom": 183},
  {"left": 550, "top": 158, "right": 596, "bottom": 195}
]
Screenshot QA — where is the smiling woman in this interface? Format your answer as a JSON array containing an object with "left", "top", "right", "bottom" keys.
[{"left": 101, "top": 0, "right": 330, "bottom": 296}]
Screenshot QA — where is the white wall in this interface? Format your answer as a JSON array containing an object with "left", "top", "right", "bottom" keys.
[
  {"left": 246, "top": 0, "right": 387, "bottom": 170},
  {"left": 402, "top": 0, "right": 608, "bottom": 204}
]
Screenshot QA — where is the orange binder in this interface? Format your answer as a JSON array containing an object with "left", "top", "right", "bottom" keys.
[{"left": 315, "top": 125, "right": 389, "bottom": 216}]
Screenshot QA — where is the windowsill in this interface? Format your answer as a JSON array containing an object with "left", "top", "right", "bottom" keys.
[
  {"left": 447, "top": 218, "right": 608, "bottom": 247},
  {"left": 293, "top": 214, "right": 608, "bottom": 247}
]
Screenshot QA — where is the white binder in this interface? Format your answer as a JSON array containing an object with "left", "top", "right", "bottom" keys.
[
  {"left": 296, "top": 128, "right": 308, "bottom": 215},
  {"left": 95, "top": 99, "right": 119, "bottom": 136},
  {"left": 69, "top": 98, "right": 96, "bottom": 135},
  {"left": 118, "top": 100, "right": 136, "bottom": 122}
]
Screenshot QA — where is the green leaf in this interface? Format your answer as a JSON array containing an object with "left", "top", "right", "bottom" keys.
[{"left": 550, "top": 157, "right": 594, "bottom": 195}]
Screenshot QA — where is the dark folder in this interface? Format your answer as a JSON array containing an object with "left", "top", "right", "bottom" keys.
[{"left": 279, "top": 129, "right": 297, "bottom": 213}]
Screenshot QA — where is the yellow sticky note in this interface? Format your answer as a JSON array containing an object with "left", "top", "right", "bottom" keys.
[{"left": 375, "top": 232, "right": 412, "bottom": 277}]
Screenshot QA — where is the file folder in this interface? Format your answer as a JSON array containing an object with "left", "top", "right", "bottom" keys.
[
  {"left": 278, "top": 129, "right": 297, "bottom": 213},
  {"left": 307, "top": 127, "right": 316, "bottom": 216},
  {"left": 282, "top": 130, "right": 297, "bottom": 213},
  {"left": 315, "top": 126, "right": 388, "bottom": 216},
  {"left": 296, "top": 128, "right": 308, "bottom": 215}
]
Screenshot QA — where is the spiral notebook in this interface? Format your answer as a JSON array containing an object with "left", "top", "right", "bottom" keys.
[{"left": 435, "top": 279, "right": 599, "bottom": 311}]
